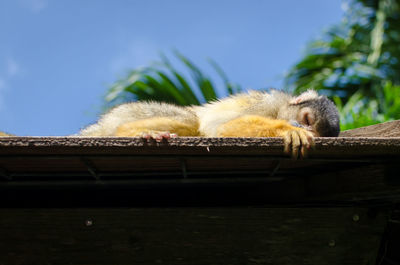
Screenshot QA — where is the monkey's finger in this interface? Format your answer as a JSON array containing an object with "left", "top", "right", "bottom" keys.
[
  {"left": 283, "top": 132, "right": 292, "bottom": 155},
  {"left": 154, "top": 132, "right": 167, "bottom": 142},
  {"left": 290, "top": 131, "right": 301, "bottom": 159},
  {"left": 304, "top": 130, "right": 315, "bottom": 148},
  {"left": 300, "top": 142, "right": 309, "bottom": 158},
  {"left": 154, "top": 131, "right": 175, "bottom": 142},
  {"left": 298, "top": 131, "right": 311, "bottom": 158},
  {"left": 308, "top": 133, "right": 315, "bottom": 149},
  {"left": 140, "top": 131, "right": 169, "bottom": 142},
  {"left": 140, "top": 132, "right": 152, "bottom": 141},
  {"left": 297, "top": 131, "right": 308, "bottom": 147}
]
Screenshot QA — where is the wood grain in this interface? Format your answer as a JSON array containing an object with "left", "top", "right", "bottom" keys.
[
  {"left": 0, "top": 136, "right": 400, "bottom": 158},
  {"left": 0, "top": 208, "right": 386, "bottom": 265},
  {"left": 0, "top": 132, "right": 397, "bottom": 264},
  {"left": 340, "top": 120, "right": 400, "bottom": 137}
]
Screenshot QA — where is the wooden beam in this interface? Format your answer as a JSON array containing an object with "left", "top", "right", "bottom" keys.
[
  {"left": 0, "top": 207, "right": 387, "bottom": 265},
  {"left": 340, "top": 120, "right": 400, "bottom": 137}
]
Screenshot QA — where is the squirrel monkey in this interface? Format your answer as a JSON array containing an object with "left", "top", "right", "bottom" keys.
[
  {"left": 0, "top": 132, "right": 13, "bottom": 137},
  {"left": 80, "top": 90, "right": 340, "bottom": 158}
]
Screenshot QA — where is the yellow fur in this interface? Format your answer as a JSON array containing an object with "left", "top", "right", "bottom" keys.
[
  {"left": 0, "top": 132, "right": 12, "bottom": 137},
  {"left": 217, "top": 115, "right": 301, "bottom": 137},
  {"left": 217, "top": 115, "right": 314, "bottom": 157},
  {"left": 80, "top": 89, "right": 323, "bottom": 158},
  {"left": 116, "top": 117, "right": 200, "bottom": 137},
  {"left": 80, "top": 101, "right": 198, "bottom": 136}
]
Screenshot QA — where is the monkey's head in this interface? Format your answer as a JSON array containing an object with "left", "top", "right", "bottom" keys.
[{"left": 289, "top": 90, "right": 340, "bottom": 137}]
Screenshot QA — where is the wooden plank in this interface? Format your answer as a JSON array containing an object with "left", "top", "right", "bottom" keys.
[
  {"left": 0, "top": 207, "right": 386, "bottom": 265},
  {"left": 0, "top": 137, "right": 400, "bottom": 158},
  {"left": 1, "top": 161, "right": 400, "bottom": 207},
  {"left": 340, "top": 120, "right": 400, "bottom": 137}
]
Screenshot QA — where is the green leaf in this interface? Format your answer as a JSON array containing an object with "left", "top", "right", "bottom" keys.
[
  {"left": 174, "top": 51, "right": 218, "bottom": 102},
  {"left": 105, "top": 51, "right": 238, "bottom": 109}
]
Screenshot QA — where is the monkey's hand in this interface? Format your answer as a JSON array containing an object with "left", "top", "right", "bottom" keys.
[
  {"left": 116, "top": 124, "right": 177, "bottom": 142},
  {"left": 283, "top": 129, "right": 314, "bottom": 159},
  {"left": 217, "top": 115, "right": 314, "bottom": 159},
  {"left": 139, "top": 131, "right": 178, "bottom": 142},
  {"left": 123, "top": 129, "right": 178, "bottom": 142}
]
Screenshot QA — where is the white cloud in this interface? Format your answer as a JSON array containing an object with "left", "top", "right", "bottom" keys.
[
  {"left": 0, "top": 57, "right": 22, "bottom": 111},
  {"left": 20, "top": 0, "right": 48, "bottom": 13},
  {"left": 0, "top": 77, "right": 6, "bottom": 110},
  {"left": 7, "top": 58, "right": 19, "bottom": 77},
  {"left": 0, "top": 78, "right": 5, "bottom": 91},
  {"left": 110, "top": 38, "right": 158, "bottom": 75}
]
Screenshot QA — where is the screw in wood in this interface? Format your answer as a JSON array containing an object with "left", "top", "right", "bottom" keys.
[
  {"left": 353, "top": 214, "right": 360, "bottom": 222},
  {"left": 85, "top": 219, "right": 93, "bottom": 227}
]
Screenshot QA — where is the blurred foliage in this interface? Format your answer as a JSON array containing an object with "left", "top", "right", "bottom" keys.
[
  {"left": 285, "top": 0, "right": 400, "bottom": 129},
  {"left": 106, "top": 51, "right": 241, "bottom": 107},
  {"left": 334, "top": 82, "right": 400, "bottom": 130}
]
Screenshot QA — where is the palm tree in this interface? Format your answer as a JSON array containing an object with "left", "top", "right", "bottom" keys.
[
  {"left": 105, "top": 51, "right": 241, "bottom": 108},
  {"left": 285, "top": 0, "right": 400, "bottom": 129}
]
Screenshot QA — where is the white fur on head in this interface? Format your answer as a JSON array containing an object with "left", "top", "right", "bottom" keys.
[{"left": 290, "top": 90, "right": 319, "bottom": 105}]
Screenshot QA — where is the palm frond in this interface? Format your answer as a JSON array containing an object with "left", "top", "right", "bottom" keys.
[{"left": 105, "top": 51, "right": 240, "bottom": 107}]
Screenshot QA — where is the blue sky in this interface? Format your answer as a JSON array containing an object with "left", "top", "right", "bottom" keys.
[{"left": 0, "top": 0, "right": 343, "bottom": 136}]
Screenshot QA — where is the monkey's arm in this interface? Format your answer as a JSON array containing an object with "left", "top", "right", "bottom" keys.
[
  {"left": 115, "top": 117, "right": 200, "bottom": 140},
  {"left": 217, "top": 115, "right": 314, "bottom": 158}
]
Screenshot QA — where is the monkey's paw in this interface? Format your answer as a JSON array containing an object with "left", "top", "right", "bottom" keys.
[
  {"left": 283, "top": 129, "right": 314, "bottom": 159},
  {"left": 140, "top": 131, "right": 178, "bottom": 142}
]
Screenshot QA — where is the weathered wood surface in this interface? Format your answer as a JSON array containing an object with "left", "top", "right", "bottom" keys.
[
  {"left": 0, "top": 136, "right": 400, "bottom": 157},
  {"left": 0, "top": 207, "right": 386, "bottom": 265},
  {"left": 340, "top": 120, "right": 400, "bottom": 137},
  {"left": 0, "top": 137, "right": 399, "bottom": 206},
  {"left": 0, "top": 120, "right": 398, "bottom": 157},
  {"left": 0, "top": 130, "right": 398, "bottom": 264},
  {"left": 0, "top": 161, "right": 399, "bottom": 207}
]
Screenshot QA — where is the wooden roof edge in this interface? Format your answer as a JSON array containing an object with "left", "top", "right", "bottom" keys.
[
  {"left": 0, "top": 136, "right": 399, "bottom": 158},
  {"left": 339, "top": 119, "right": 400, "bottom": 137},
  {"left": 0, "top": 136, "right": 400, "bottom": 147},
  {"left": 0, "top": 120, "right": 398, "bottom": 157}
]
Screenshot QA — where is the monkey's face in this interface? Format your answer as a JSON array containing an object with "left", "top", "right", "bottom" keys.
[
  {"left": 296, "top": 107, "right": 320, "bottom": 136},
  {"left": 293, "top": 97, "right": 340, "bottom": 137},
  {"left": 286, "top": 90, "right": 340, "bottom": 137}
]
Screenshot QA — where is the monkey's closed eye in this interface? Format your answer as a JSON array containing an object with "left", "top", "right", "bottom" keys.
[
  {"left": 305, "top": 114, "right": 310, "bottom": 126},
  {"left": 303, "top": 111, "right": 315, "bottom": 126}
]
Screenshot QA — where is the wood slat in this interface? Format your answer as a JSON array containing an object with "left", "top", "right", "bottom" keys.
[
  {"left": 0, "top": 137, "right": 400, "bottom": 158},
  {"left": 340, "top": 120, "right": 400, "bottom": 137},
  {"left": 0, "top": 207, "right": 386, "bottom": 265}
]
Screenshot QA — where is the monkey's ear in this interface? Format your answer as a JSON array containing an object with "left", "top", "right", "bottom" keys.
[{"left": 290, "top": 90, "right": 319, "bottom": 105}]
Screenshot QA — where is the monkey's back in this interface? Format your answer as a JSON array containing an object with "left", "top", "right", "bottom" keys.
[
  {"left": 193, "top": 90, "right": 292, "bottom": 137},
  {"left": 80, "top": 102, "right": 197, "bottom": 136}
]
